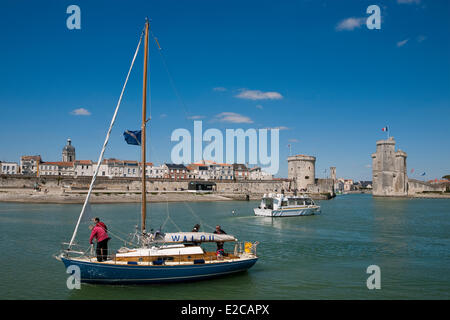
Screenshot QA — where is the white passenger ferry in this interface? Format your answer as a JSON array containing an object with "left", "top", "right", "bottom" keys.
[{"left": 254, "top": 193, "right": 321, "bottom": 217}]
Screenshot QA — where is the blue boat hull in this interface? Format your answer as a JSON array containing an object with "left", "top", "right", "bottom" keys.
[{"left": 61, "top": 257, "right": 258, "bottom": 284}]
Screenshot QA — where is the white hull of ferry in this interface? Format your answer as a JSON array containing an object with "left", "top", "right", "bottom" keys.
[{"left": 254, "top": 206, "right": 320, "bottom": 217}]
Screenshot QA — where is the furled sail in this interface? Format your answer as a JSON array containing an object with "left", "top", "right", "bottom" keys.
[{"left": 152, "top": 232, "right": 236, "bottom": 243}]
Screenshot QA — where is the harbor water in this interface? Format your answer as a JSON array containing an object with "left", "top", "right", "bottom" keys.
[{"left": 0, "top": 194, "right": 449, "bottom": 299}]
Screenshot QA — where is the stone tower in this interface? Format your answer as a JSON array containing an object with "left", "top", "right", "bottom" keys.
[
  {"left": 62, "top": 138, "right": 76, "bottom": 162},
  {"left": 330, "top": 167, "right": 336, "bottom": 181},
  {"left": 371, "top": 137, "right": 407, "bottom": 196},
  {"left": 288, "top": 155, "right": 316, "bottom": 191}
]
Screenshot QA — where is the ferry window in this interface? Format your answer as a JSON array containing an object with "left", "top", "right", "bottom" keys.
[
  {"left": 288, "top": 199, "right": 296, "bottom": 206},
  {"left": 263, "top": 198, "right": 274, "bottom": 209},
  {"left": 305, "top": 199, "right": 312, "bottom": 205},
  {"left": 281, "top": 200, "right": 287, "bottom": 207}
]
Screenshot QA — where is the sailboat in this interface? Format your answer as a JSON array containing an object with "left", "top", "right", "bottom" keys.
[{"left": 56, "top": 20, "right": 258, "bottom": 284}]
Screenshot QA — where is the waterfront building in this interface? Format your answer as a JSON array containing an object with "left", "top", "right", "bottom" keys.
[
  {"left": 101, "top": 159, "right": 139, "bottom": 177},
  {"left": 197, "top": 164, "right": 210, "bottom": 180},
  {"left": 210, "top": 163, "right": 234, "bottom": 180},
  {"left": 62, "top": 139, "right": 76, "bottom": 162},
  {"left": 39, "top": 161, "right": 74, "bottom": 176},
  {"left": 74, "top": 160, "right": 94, "bottom": 176},
  {"left": 343, "top": 179, "right": 355, "bottom": 191},
  {"left": 335, "top": 179, "right": 345, "bottom": 193},
  {"left": 186, "top": 164, "right": 198, "bottom": 180},
  {"left": 93, "top": 159, "right": 153, "bottom": 178},
  {"left": 93, "top": 162, "right": 109, "bottom": 177},
  {"left": 189, "top": 161, "right": 229, "bottom": 181},
  {"left": 163, "top": 163, "right": 188, "bottom": 180},
  {"left": 249, "top": 167, "right": 273, "bottom": 180},
  {"left": 20, "top": 155, "right": 42, "bottom": 175},
  {"left": 0, "top": 161, "right": 19, "bottom": 175},
  {"left": 147, "top": 164, "right": 164, "bottom": 178},
  {"left": 232, "top": 163, "right": 249, "bottom": 180}
]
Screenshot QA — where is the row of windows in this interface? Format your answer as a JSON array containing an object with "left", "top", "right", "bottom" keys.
[{"left": 2, "top": 166, "right": 17, "bottom": 171}]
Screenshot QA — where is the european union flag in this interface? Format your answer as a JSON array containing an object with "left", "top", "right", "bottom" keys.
[{"left": 123, "top": 130, "right": 141, "bottom": 146}]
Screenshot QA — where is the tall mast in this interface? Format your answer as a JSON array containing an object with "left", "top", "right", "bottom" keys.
[{"left": 141, "top": 19, "right": 149, "bottom": 233}]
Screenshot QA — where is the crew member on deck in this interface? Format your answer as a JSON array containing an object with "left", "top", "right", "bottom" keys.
[
  {"left": 89, "top": 217, "right": 110, "bottom": 262},
  {"left": 213, "top": 225, "right": 227, "bottom": 257}
]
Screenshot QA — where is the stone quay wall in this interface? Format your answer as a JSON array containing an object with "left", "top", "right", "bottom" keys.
[{"left": 0, "top": 174, "right": 294, "bottom": 195}]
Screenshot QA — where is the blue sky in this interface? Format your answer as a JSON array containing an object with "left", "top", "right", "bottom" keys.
[{"left": 0, "top": 0, "right": 449, "bottom": 180}]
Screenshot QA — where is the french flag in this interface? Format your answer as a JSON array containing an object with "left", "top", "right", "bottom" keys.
[{"left": 382, "top": 126, "right": 388, "bottom": 132}]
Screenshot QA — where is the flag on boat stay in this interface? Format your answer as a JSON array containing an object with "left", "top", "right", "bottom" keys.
[
  {"left": 382, "top": 126, "right": 388, "bottom": 132},
  {"left": 421, "top": 172, "right": 426, "bottom": 176},
  {"left": 123, "top": 130, "right": 141, "bottom": 146}
]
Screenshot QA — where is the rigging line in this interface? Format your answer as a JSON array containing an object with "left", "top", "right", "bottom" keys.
[
  {"left": 183, "top": 200, "right": 214, "bottom": 230},
  {"left": 107, "top": 225, "right": 136, "bottom": 239},
  {"left": 149, "top": 27, "right": 191, "bottom": 121},
  {"left": 164, "top": 193, "right": 182, "bottom": 232},
  {"left": 107, "top": 229, "right": 138, "bottom": 247},
  {"left": 105, "top": 223, "right": 142, "bottom": 245},
  {"left": 160, "top": 195, "right": 173, "bottom": 231},
  {"left": 68, "top": 28, "right": 145, "bottom": 248}
]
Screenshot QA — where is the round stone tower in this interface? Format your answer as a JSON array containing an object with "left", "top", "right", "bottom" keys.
[
  {"left": 288, "top": 154, "right": 316, "bottom": 191},
  {"left": 62, "top": 138, "right": 76, "bottom": 162}
]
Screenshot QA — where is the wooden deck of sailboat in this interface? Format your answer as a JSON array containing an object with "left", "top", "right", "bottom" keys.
[{"left": 69, "top": 252, "right": 252, "bottom": 266}]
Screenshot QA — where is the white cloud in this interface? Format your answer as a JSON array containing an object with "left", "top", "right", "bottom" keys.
[
  {"left": 187, "top": 115, "right": 205, "bottom": 120},
  {"left": 397, "top": 39, "right": 409, "bottom": 47},
  {"left": 214, "top": 112, "right": 253, "bottom": 124},
  {"left": 288, "top": 138, "right": 299, "bottom": 143},
  {"left": 70, "top": 108, "right": 91, "bottom": 116},
  {"left": 160, "top": 113, "right": 168, "bottom": 118},
  {"left": 213, "top": 87, "right": 227, "bottom": 92},
  {"left": 235, "top": 89, "right": 283, "bottom": 101},
  {"left": 335, "top": 17, "right": 365, "bottom": 31},
  {"left": 256, "top": 104, "right": 263, "bottom": 109},
  {"left": 417, "top": 35, "right": 426, "bottom": 43}
]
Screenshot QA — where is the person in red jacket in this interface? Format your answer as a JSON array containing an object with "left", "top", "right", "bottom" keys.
[{"left": 89, "top": 217, "right": 110, "bottom": 262}]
